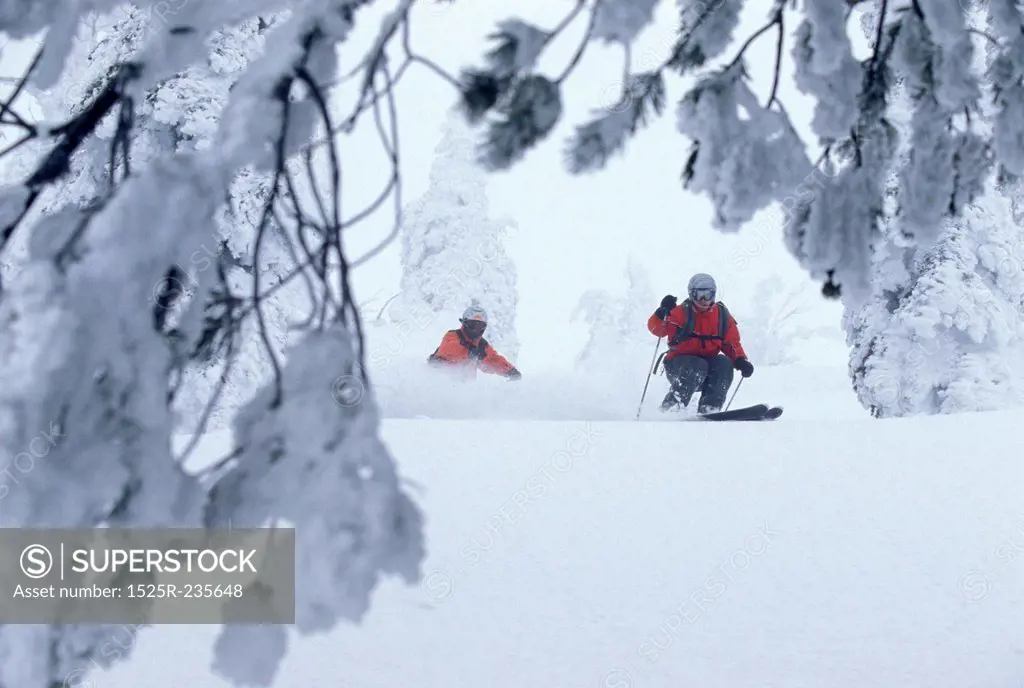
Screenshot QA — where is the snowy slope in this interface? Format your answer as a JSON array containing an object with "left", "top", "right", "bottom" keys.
[{"left": 88, "top": 367, "right": 1024, "bottom": 688}]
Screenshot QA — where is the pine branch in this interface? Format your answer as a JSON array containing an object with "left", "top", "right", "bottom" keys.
[
  {"left": 564, "top": 71, "right": 666, "bottom": 173},
  {"left": 556, "top": 1, "right": 598, "bottom": 84},
  {"left": 484, "top": 19, "right": 550, "bottom": 79},
  {"left": 458, "top": 8, "right": 581, "bottom": 123},
  {"left": 458, "top": 68, "right": 514, "bottom": 123},
  {"left": 666, "top": 0, "right": 727, "bottom": 73},
  {"left": 477, "top": 75, "right": 562, "bottom": 171},
  {"left": 724, "top": 8, "right": 782, "bottom": 72},
  {"left": 766, "top": 11, "right": 784, "bottom": 109},
  {"left": 682, "top": 142, "right": 700, "bottom": 187}
]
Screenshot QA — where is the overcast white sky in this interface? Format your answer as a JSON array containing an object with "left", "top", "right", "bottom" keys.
[{"left": 0, "top": 2, "right": 865, "bottom": 370}]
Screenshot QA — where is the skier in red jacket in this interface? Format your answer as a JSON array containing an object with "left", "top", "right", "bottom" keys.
[{"left": 648, "top": 273, "right": 754, "bottom": 413}]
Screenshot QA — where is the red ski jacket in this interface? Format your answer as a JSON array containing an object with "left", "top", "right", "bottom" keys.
[{"left": 647, "top": 301, "right": 747, "bottom": 362}]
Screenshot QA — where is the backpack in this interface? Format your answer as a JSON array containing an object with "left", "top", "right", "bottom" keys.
[{"left": 668, "top": 299, "right": 731, "bottom": 347}]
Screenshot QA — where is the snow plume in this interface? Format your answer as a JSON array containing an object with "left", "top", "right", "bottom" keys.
[
  {"left": 349, "top": 357, "right": 633, "bottom": 421},
  {"left": 0, "top": 2, "right": 423, "bottom": 686},
  {"left": 850, "top": 188, "right": 1024, "bottom": 417}
]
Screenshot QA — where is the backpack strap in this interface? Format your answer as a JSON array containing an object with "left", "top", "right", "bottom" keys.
[
  {"left": 669, "top": 301, "right": 729, "bottom": 346},
  {"left": 668, "top": 300, "right": 695, "bottom": 346},
  {"left": 716, "top": 301, "right": 729, "bottom": 339}
]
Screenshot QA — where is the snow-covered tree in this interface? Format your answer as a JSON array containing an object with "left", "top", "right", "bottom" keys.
[
  {"left": 24, "top": 9, "right": 302, "bottom": 433},
  {"left": 735, "top": 275, "right": 837, "bottom": 367},
  {"left": 849, "top": 185, "right": 1024, "bottom": 417},
  {"left": 0, "top": 4, "right": 424, "bottom": 687},
  {"left": 571, "top": 256, "right": 655, "bottom": 367},
  {"left": 833, "top": 3, "right": 1024, "bottom": 417},
  {"left": 394, "top": 108, "right": 519, "bottom": 357}
]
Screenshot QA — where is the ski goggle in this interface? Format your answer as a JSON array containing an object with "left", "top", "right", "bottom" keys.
[
  {"left": 691, "top": 288, "right": 715, "bottom": 302},
  {"left": 462, "top": 319, "right": 486, "bottom": 334}
]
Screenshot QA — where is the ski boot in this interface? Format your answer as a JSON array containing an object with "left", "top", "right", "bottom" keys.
[{"left": 660, "top": 391, "right": 682, "bottom": 412}]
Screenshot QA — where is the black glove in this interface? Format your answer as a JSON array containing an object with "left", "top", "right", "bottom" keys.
[
  {"left": 734, "top": 358, "right": 754, "bottom": 378},
  {"left": 506, "top": 368, "right": 521, "bottom": 380},
  {"left": 655, "top": 294, "right": 677, "bottom": 319}
]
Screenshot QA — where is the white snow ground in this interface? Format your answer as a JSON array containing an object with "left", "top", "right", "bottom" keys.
[{"left": 85, "top": 361, "right": 1024, "bottom": 688}]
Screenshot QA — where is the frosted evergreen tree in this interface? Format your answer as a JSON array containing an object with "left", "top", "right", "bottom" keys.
[
  {"left": 26, "top": 9, "right": 300, "bottom": 432},
  {"left": 849, "top": 185, "right": 1024, "bottom": 416},
  {"left": 396, "top": 108, "right": 519, "bottom": 357},
  {"left": 842, "top": 4, "right": 1024, "bottom": 416},
  {"left": 571, "top": 256, "right": 655, "bottom": 367},
  {"left": 735, "top": 276, "right": 836, "bottom": 367}
]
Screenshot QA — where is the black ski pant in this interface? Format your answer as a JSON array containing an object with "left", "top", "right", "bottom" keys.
[{"left": 663, "top": 353, "right": 734, "bottom": 411}]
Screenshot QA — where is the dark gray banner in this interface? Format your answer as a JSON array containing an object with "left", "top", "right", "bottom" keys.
[{"left": 0, "top": 528, "right": 294, "bottom": 624}]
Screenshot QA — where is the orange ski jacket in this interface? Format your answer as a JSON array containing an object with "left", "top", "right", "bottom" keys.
[{"left": 428, "top": 329, "right": 516, "bottom": 376}]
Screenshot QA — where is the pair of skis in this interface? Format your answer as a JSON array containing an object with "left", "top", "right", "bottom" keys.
[{"left": 687, "top": 403, "right": 783, "bottom": 422}]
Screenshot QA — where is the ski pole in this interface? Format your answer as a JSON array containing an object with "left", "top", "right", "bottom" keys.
[
  {"left": 635, "top": 336, "right": 663, "bottom": 419},
  {"left": 724, "top": 377, "right": 743, "bottom": 411}
]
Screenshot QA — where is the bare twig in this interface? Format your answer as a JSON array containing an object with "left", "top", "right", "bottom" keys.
[{"left": 725, "top": 7, "right": 783, "bottom": 71}]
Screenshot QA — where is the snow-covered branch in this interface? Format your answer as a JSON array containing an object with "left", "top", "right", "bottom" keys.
[
  {"left": 443, "top": 0, "right": 1022, "bottom": 306},
  {"left": 0, "top": 3, "right": 424, "bottom": 687}
]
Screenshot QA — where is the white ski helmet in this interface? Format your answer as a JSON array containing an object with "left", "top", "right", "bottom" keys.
[
  {"left": 460, "top": 304, "right": 488, "bottom": 323},
  {"left": 687, "top": 273, "right": 717, "bottom": 301}
]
